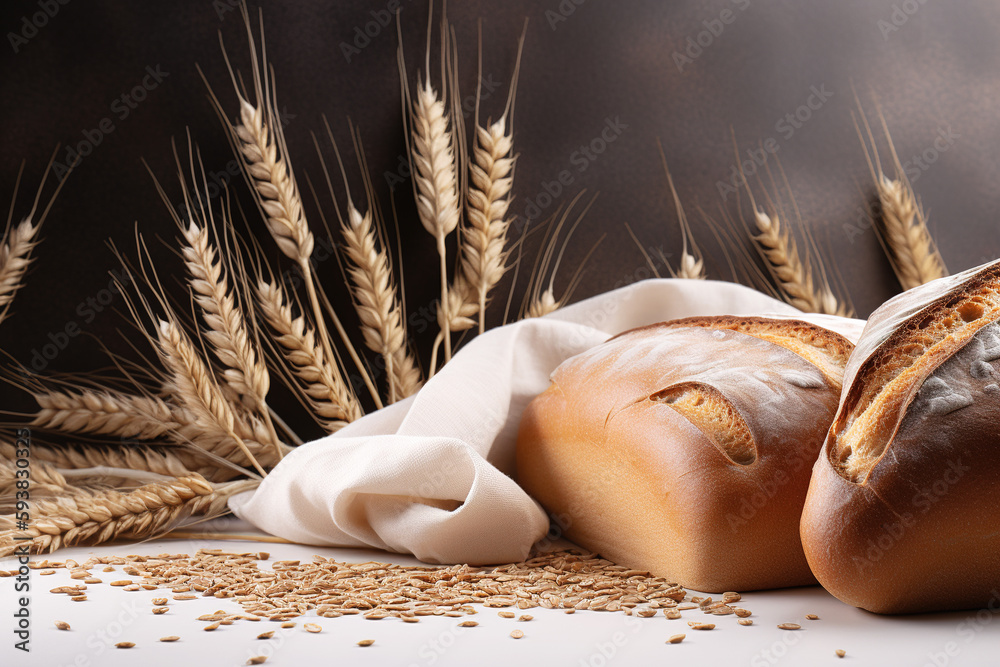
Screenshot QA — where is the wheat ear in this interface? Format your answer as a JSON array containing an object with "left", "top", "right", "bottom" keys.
[
  {"left": 24, "top": 441, "right": 222, "bottom": 482},
  {"left": 341, "top": 205, "right": 421, "bottom": 402},
  {"left": 0, "top": 220, "right": 39, "bottom": 326},
  {"left": 751, "top": 209, "right": 824, "bottom": 312},
  {"left": 526, "top": 290, "right": 560, "bottom": 319},
  {"left": 676, "top": 253, "right": 706, "bottom": 280},
  {"left": 256, "top": 279, "right": 360, "bottom": 429},
  {"left": 0, "top": 447, "right": 70, "bottom": 498},
  {"left": 877, "top": 175, "right": 946, "bottom": 291},
  {"left": 31, "top": 386, "right": 276, "bottom": 480},
  {"left": 32, "top": 388, "right": 188, "bottom": 441},
  {"left": 463, "top": 116, "right": 515, "bottom": 333},
  {"left": 0, "top": 476, "right": 255, "bottom": 557},
  {"left": 412, "top": 78, "right": 461, "bottom": 363},
  {"left": 181, "top": 222, "right": 269, "bottom": 409},
  {"left": 523, "top": 196, "right": 603, "bottom": 320},
  {"left": 180, "top": 221, "right": 283, "bottom": 460},
  {"left": 853, "top": 96, "right": 948, "bottom": 291},
  {"left": 155, "top": 319, "right": 267, "bottom": 477},
  {"left": 230, "top": 78, "right": 380, "bottom": 406},
  {"left": 659, "top": 150, "right": 706, "bottom": 280}
]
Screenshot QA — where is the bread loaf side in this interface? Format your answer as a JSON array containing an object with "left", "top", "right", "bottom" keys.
[{"left": 517, "top": 316, "right": 851, "bottom": 592}]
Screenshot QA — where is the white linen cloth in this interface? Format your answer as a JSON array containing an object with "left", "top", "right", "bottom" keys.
[{"left": 231, "top": 279, "right": 866, "bottom": 565}]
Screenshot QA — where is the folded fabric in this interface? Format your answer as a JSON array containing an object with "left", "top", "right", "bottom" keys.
[{"left": 230, "top": 278, "right": 866, "bottom": 565}]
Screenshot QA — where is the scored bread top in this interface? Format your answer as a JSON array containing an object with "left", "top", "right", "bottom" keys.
[
  {"left": 556, "top": 316, "right": 851, "bottom": 467},
  {"left": 653, "top": 315, "right": 853, "bottom": 389},
  {"left": 828, "top": 259, "right": 1000, "bottom": 482}
]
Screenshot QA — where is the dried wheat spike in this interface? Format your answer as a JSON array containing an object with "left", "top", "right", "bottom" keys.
[
  {"left": 341, "top": 206, "right": 421, "bottom": 401},
  {"left": 463, "top": 116, "right": 515, "bottom": 333},
  {"left": 256, "top": 280, "right": 360, "bottom": 429},
  {"left": 181, "top": 222, "right": 270, "bottom": 411},
  {"left": 438, "top": 277, "right": 479, "bottom": 332},
  {"left": 24, "top": 441, "right": 223, "bottom": 482},
  {"left": 155, "top": 319, "right": 269, "bottom": 476},
  {"left": 752, "top": 209, "right": 821, "bottom": 313},
  {"left": 0, "top": 219, "right": 39, "bottom": 325},
  {"left": 0, "top": 447, "right": 69, "bottom": 498},
  {"left": 877, "top": 175, "right": 946, "bottom": 291},
  {"left": 32, "top": 388, "right": 187, "bottom": 441},
  {"left": 412, "top": 78, "right": 461, "bottom": 362},
  {"left": 0, "top": 476, "right": 254, "bottom": 557},
  {"left": 752, "top": 209, "right": 849, "bottom": 315},
  {"left": 676, "top": 253, "right": 706, "bottom": 280},
  {"left": 412, "top": 79, "right": 461, "bottom": 243},
  {"left": 526, "top": 289, "right": 560, "bottom": 319},
  {"left": 235, "top": 96, "right": 314, "bottom": 262}
]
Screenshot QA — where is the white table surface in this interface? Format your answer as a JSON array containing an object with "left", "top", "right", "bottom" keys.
[{"left": 2, "top": 525, "right": 997, "bottom": 667}]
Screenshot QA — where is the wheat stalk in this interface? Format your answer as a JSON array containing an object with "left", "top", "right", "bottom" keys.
[
  {"left": 0, "top": 451, "right": 70, "bottom": 498},
  {"left": 0, "top": 475, "right": 255, "bottom": 557},
  {"left": 256, "top": 279, "right": 360, "bottom": 429},
  {"left": 340, "top": 205, "right": 421, "bottom": 402},
  {"left": 463, "top": 116, "right": 515, "bottom": 333},
  {"left": 526, "top": 289, "right": 560, "bottom": 319},
  {"left": 0, "top": 219, "right": 39, "bottom": 326},
  {"left": 32, "top": 388, "right": 188, "bottom": 441},
  {"left": 752, "top": 208, "right": 850, "bottom": 316},
  {"left": 853, "top": 96, "right": 948, "bottom": 292},
  {"left": 659, "top": 153, "right": 706, "bottom": 281},
  {"left": 180, "top": 221, "right": 283, "bottom": 460},
  {"left": 25, "top": 441, "right": 223, "bottom": 482},
  {"left": 31, "top": 386, "right": 278, "bottom": 480},
  {"left": 877, "top": 175, "right": 946, "bottom": 291},
  {"left": 181, "top": 222, "right": 269, "bottom": 408},
  {"left": 412, "top": 78, "right": 461, "bottom": 363},
  {"left": 751, "top": 209, "right": 823, "bottom": 312},
  {"left": 155, "top": 319, "right": 268, "bottom": 476},
  {"left": 235, "top": 93, "right": 381, "bottom": 409},
  {"left": 235, "top": 96, "right": 314, "bottom": 262}
]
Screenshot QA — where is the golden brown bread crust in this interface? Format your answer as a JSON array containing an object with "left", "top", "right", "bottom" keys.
[
  {"left": 801, "top": 260, "right": 1000, "bottom": 613},
  {"left": 516, "top": 316, "right": 852, "bottom": 592}
]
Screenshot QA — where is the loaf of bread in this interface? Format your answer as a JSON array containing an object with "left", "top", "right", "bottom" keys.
[
  {"left": 801, "top": 261, "right": 1000, "bottom": 613},
  {"left": 516, "top": 315, "right": 853, "bottom": 592}
]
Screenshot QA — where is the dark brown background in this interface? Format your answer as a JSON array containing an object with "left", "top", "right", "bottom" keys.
[{"left": 2, "top": 0, "right": 999, "bottom": 419}]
